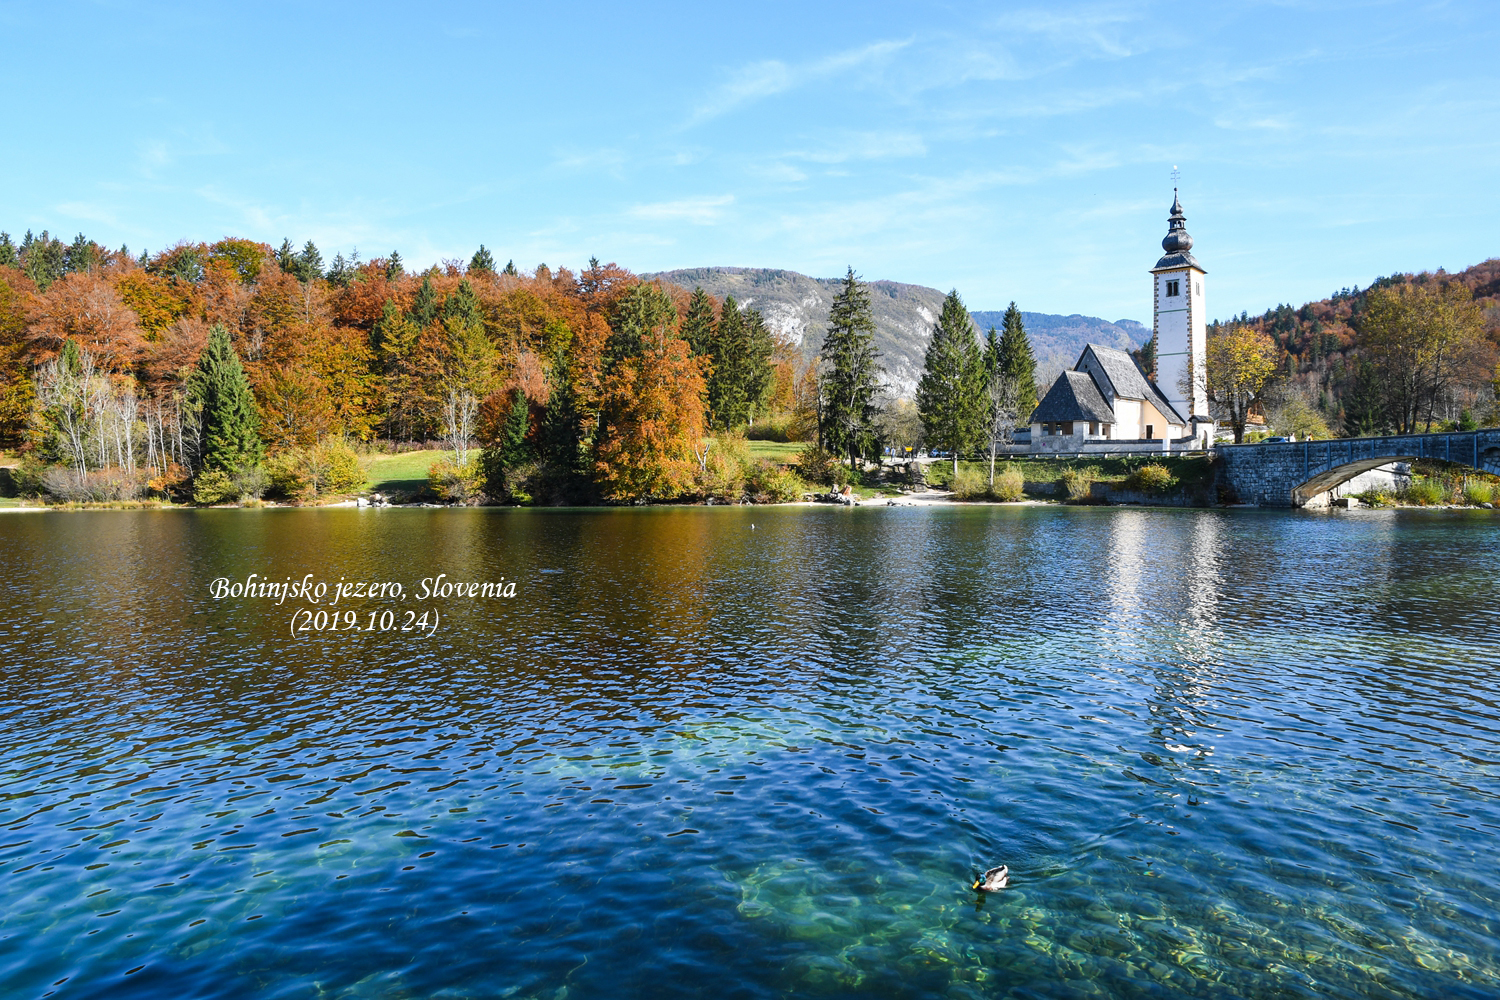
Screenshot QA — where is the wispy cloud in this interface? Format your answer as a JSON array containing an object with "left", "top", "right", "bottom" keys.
[
  {"left": 784, "top": 131, "right": 927, "bottom": 164},
  {"left": 627, "top": 195, "right": 735, "bottom": 225},
  {"left": 686, "top": 39, "right": 911, "bottom": 126}
]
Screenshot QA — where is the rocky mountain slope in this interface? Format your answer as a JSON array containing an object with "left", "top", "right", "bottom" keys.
[{"left": 645, "top": 266, "right": 1146, "bottom": 397}]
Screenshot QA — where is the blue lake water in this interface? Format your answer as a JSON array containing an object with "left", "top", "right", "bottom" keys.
[{"left": 1, "top": 505, "right": 1498, "bottom": 999}]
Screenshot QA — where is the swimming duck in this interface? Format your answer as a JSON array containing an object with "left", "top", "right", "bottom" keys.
[{"left": 972, "top": 865, "right": 1009, "bottom": 891}]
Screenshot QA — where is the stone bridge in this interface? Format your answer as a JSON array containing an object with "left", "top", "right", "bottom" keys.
[{"left": 1216, "top": 429, "right": 1500, "bottom": 507}]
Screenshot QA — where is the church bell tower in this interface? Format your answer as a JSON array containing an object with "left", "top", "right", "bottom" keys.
[{"left": 1150, "top": 190, "right": 1211, "bottom": 445}]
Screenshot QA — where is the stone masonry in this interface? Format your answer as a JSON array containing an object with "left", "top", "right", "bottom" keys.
[{"left": 1217, "top": 429, "right": 1500, "bottom": 507}]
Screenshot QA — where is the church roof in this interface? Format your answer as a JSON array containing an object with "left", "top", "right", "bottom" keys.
[
  {"left": 1029, "top": 370, "right": 1115, "bottom": 425},
  {"left": 1079, "top": 343, "right": 1189, "bottom": 426}
]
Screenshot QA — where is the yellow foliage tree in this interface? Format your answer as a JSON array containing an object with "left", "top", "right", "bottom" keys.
[
  {"left": 1203, "top": 325, "right": 1279, "bottom": 443},
  {"left": 1358, "top": 282, "right": 1486, "bottom": 433}
]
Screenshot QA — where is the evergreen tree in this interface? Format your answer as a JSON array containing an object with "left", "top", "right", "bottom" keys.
[
  {"left": 681, "top": 287, "right": 717, "bottom": 357},
  {"left": 1131, "top": 333, "right": 1158, "bottom": 382},
  {"left": 497, "top": 388, "right": 531, "bottom": 466},
  {"left": 707, "top": 296, "right": 747, "bottom": 427},
  {"left": 997, "top": 302, "right": 1038, "bottom": 421},
  {"left": 0, "top": 233, "right": 15, "bottom": 268},
  {"left": 606, "top": 282, "right": 676, "bottom": 372},
  {"left": 65, "top": 233, "right": 99, "bottom": 275},
  {"left": 469, "top": 245, "right": 497, "bottom": 275},
  {"left": 917, "top": 289, "right": 984, "bottom": 476},
  {"left": 276, "top": 238, "right": 297, "bottom": 274},
  {"left": 21, "top": 230, "right": 65, "bottom": 291},
  {"left": 740, "top": 307, "right": 775, "bottom": 425},
  {"left": 189, "top": 324, "right": 263, "bottom": 475},
  {"left": 818, "top": 268, "right": 883, "bottom": 468},
  {"left": 502, "top": 259, "right": 518, "bottom": 277},
  {"left": 385, "top": 251, "right": 404, "bottom": 281},
  {"left": 326, "top": 252, "right": 355, "bottom": 288},
  {"left": 409, "top": 275, "right": 439, "bottom": 330},
  {"left": 294, "top": 241, "right": 324, "bottom": 282}
]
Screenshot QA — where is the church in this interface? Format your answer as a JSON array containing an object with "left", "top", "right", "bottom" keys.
[{"left": 1026, "top": 191, "right": 1215, "bottom": 451}]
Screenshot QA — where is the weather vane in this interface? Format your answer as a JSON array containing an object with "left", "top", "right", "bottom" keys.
[{"left": 1171, "top": 165, "right": 1180, "bottom": 188}]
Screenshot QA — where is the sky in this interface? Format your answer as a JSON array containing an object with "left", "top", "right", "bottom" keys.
[{"left": 2, "top": 1, "right": 1496, "bottom": 324}]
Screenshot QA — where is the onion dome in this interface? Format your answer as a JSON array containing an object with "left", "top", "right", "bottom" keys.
[{"left": 1153, "top": 189, "right": 1202, "bottom": 271}]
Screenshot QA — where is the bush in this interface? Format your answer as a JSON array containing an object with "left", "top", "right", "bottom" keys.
[
  {"left": 269, "top": 439, "right": 366, "bottom": 502},
  {"left": 950, "top": 465, "right": 988, "bottom": 499},
  {"left": 41, "top": 466, "right": 146, "bottom": 503},
  {"left": 147, "top": 461, "right": 191, "bottom": 500},
  {"left": 747, "top": 461, "right": 806, "bottom": 503},
  {"left": 796, "top": 445, "right": 838, "bottom": 486},
  {"left": 1127, "top": 463, "right": 1178, "bottom": 494},
  {"left": 1464, "top": 480, "right": 1494, "bottom": 505},
  {"left": 192, "top": 468, "right": 236, "bottom": 505},
  {"left": 992, "top": 468, "right": 1025, "bottom": 502},
  {"left": 746, "top": 414, "right": 797, "bottom": 442},
  {"left": 696, "top": 445, "right": 746, "bottom": 502},
  {"left": 1059, "top": 466, "right": 1097, "bottom": 503},
  {"left": 428, "top": 455, "right": 485, "bottom": 504},
  {"left": 1403, "top": 479, "right": 1445, "bottom": 506}
]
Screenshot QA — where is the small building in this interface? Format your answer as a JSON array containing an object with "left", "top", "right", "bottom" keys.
[
  {"left": 1026, "top": 189, "right": 1215, "bottom": 452},
  {"left": 1029, "top": 343, "right": 1187, "bottom": 448}
]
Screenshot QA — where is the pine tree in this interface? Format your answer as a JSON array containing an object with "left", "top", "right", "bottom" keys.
[
  {"left": 818, "top": 268, "right": 883, "bottom": 468},
  {"left": 469, "top": 245, "right": 497, "bottom": 275},
  {"left": 189, "top": 324, "right": 263, "bottom": 475},
  {"left": 276, "top": 239, "right": 296, "bottom": 274},
  {"left": 708, "top": 296, "right": 747, "bottom": 427},
  {"left": 681, "top": 287, "right": 717, "bottom": 357},
  {"left": 997, "top": 302, "right": 1038, "bottom": 421},
  {"left": 917, "top": 289, "right": 984, "bottom": 476},
  {"left": 296, "top": 241, "right": 324, "bottom": 283},
  {"left": 409, "top": 275, "right": 439, "bottom": 331},
  {"left": 0, "top": 233, "right": 15, "bottom": 268},
  {"left": 502, "top": 259, "right": 518, "bottom": 277},
  {"left": 740, "top": 307, "right": 775, "bottom": 426},
  {"left": 385, "top": 251, "right": 404, "bottom": 281}
]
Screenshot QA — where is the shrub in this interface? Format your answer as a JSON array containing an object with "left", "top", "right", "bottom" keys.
[
  {"left": 747, "top": 461, "right": 806, "bottom": 503},
  {"left": 1127, "top": 463, "right": 1178, "bottom": 494},
  {"left": 746, "top": 414, "right": 797, "bottom": 442},
  {"left": 41, "top": 467, "right": 146, "bottom": 503},
  {"left": 1403, "top": 479, "right": 1445, "bottom": 506},
  {"left": 696, "top": 445, "right": 746, "bottom": 502},
  {"left": 269, "top": 439, "right": 365, "bottom": 502},
  {"left": 192, "top": 468, "right": 236, "bottom": 505},
  {"left": 428, "top": 455, "right": 485, "bottom": 504},
  {"left": 796, "top": 445, "right": 838, "bottom": 486},
  {"left": 1464, "top": 480, "right": 1494, "bottom": 505},
  {"left": 1059, "top": 466, "right": 1096, "bottom": 503},
  {"left": 950, "top": 465, "right": 988, "bottom": 499},
  {"left": 992, "top": 468, "right": 1025, "bottom": 502},
  {"left": 147, "top": 461, "right": 191, "bottom": 500}
]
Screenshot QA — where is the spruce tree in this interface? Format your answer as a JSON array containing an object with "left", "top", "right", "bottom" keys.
[
  {"left": 818, "top": 268, "right": 883, "bottom": 468},
  {"left": 740, "top": 307, "right": 775, "bottom": 426},
  {"left": 409, "top": 275, "right": 439, "bottom": 330},
  {"left": 0, "top": 232, "right": 15, "bottom": 268},
  {"left": 708, "top": 297, "right": 747, "bottom": 427},
  {"left": 190, "top": 324, "right": 263, "bottom": 475},
  {"left": 502, "top": 259, "right": 518, "bottom": 276},
  {"left": 917, "top": 289, "right": 984, "bottom": 477},
  {"left": 681, "top": 287, "right": 717, "bottom": 357},
  {"left": 386, "top": 251, "right": 404, "bottom": 281},
  {"left": 998, "top": 302, "right": 1038, "bottom": 421},
  {"left": 469, "top": 245, "right": 497, "bottom": 275}
]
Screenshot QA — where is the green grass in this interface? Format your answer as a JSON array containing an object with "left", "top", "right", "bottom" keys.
[
  {"left": 365, "top": 449, "right": 446, "bottom": 496},
  {"left": 744, "top": 440, "right": 804, "bottom": 463}
]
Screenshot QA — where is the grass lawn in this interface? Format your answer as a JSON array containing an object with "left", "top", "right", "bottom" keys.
[
  {"left": 744, "top": 440, "right": 804, "bottom": 463},
  {"left": 364, "top": 449, "right": 446, "bottom": 497}
]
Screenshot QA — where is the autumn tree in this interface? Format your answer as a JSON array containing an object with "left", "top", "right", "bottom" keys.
[
  {"left": 592, "top": 289, "right": 706, "bottom": 502},
  {"left": 818, "top": 268, "right": 883, "bottom": 468},
  {"left": 189, "top": 323, "right": 263, "bottom": 474},
  {"left": 27, "top": 272, "right": 146, "bottom": 371},
  {"left": 917, "top": 289, "right": 984, "bottom": 476},
  {"left": 1357, "top": 282, "right": 1486, "bottom": 432},
  {"left": 1203, "top": 325, "right": 1279, "bottom": 442}
]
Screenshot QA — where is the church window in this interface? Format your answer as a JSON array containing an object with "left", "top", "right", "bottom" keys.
[
  {"left": 1145, "top": 424, "right": 1155, "bottom": 440},
  {"left": 1195, "top": 281, "right": 1201, "bottom": 296},
  {"left": 1166, "top": 280, "right": 1180, "bottom": 297}
]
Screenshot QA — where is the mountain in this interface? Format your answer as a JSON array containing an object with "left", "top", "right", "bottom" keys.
[{"left": 644, "top": 266, "right": 1147, "bottom": 397}]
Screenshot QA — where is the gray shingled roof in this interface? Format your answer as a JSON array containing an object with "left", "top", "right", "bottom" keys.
[
  {"left": 1080, "top": 343, "right": 1187, "bottom": 425},
  {"left": 1152, "top": 251, "right": 1202, "bottom": 271},
  {"left": 1029, "top": 370, "right": 1115, "bottom": 424}
]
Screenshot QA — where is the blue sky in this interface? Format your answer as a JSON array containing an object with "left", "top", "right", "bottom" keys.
[{"left": 3, "top": 1, "right": 1496, "bottom": 323}]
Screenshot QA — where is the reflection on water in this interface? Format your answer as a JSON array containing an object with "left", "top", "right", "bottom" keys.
[{"left": 1, "top": 505, "right": 1498, "bottom": 999}]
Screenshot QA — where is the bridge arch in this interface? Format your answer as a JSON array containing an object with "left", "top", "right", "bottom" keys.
[{"left": 1217, "top": 430, "right": 1500, "bottom": 507}]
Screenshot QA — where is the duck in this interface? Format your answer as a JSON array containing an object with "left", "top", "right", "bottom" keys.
[{"left": 972, "top": 865, "right": 1009, "bottom": 891}]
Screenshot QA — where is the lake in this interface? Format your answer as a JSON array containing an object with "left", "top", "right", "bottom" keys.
[{"left": 2, "top": 505, "right": 1497, "bottom": 999}]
